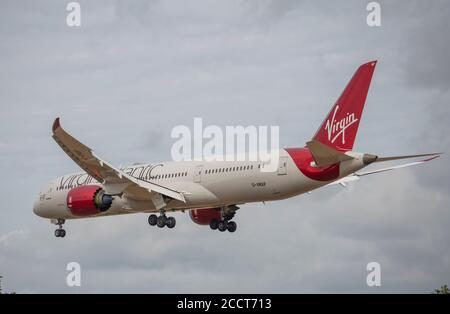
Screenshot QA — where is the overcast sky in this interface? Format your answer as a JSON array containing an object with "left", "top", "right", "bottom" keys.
[{"left": 0, "top": 0, "right": 449, "bottom": 293}]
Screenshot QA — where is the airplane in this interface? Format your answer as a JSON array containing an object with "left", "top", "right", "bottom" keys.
[{"left": 33, "top": 60, "right": 441, "bottom": 238}]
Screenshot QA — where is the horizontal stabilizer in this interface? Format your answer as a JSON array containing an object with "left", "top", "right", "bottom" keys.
[
  {"left": 327, "top": 155, "right": 440, "bottom": 188},
  {"left": 374, "top": 153, "right": 443, "bottom": 163},
  {"left": 306, "top": 140, "right": 353, "bottom": 167}
]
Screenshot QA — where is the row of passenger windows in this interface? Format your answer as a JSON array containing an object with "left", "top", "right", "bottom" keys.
[
  {"left": 149, "top": 164, "right": 258, "bottom": 180},
  {"left": 205, "top": 164, "right": 257, "bottom": 174},
  {"left": 149, "top": 171, "right": 188, "bottom": 180}
]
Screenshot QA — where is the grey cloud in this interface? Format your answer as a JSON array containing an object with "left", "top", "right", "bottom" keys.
[
  {"left": 114, "top": 0, "right": 160, "bottom": 23},
  {"left": 396, "top": 1, "right": 450, "bottom": 91},
  {"left": 241, "top": 0, "right": 303, "bottom": 26}
]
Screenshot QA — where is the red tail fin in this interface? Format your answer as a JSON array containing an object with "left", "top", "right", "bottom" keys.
[{"left": 313, "top": 61, "right": 377, "bottom": 152}]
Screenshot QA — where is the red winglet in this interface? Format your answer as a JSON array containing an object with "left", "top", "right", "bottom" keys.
[
  {"left": 422, "top": 155, "right": 440, "bottom": 162},
  {"left": 52, "top": 117, "right": 60, "bottom": 133}
]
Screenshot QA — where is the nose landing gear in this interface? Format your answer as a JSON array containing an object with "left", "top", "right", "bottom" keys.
[{"left": 53, "top": 218, "right": 66, "bottom": 238}]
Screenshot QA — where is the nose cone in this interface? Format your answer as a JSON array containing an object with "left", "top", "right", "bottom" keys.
[{"left": 33, "top": 197, "right": 43, "bottom": 217}]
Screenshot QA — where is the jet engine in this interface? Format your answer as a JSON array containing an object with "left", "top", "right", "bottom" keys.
[
  {"left": 189, "top": 208, "right": 221, "bottom": 225},
  {"left": 67, "top": 185, "right": 113, "bottom": 216}
]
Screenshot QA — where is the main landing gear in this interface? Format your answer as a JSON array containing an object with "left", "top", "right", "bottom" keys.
[
  {"left": 210, "top": 219, "right": 237, "bottom": 233},
  {"left": 209, "top": 205, "right": 238, "bottom": 233},
  {"left": 148, "top": 212, "right": 176, "bottom": 229},
  {"left": 54, "top": 218, "right": 66, "bottom": 238}
]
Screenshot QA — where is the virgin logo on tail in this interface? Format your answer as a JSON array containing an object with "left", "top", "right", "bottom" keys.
[{"left": 325, "top": 105, "right": 358, "bottom": 144}]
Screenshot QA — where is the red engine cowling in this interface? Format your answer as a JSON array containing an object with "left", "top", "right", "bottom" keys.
[
  {"left": 67, "top": 185, "right": 113, "bottom": 216},
  {"left": 189, "top": 208, "right": 221, "bottom": 225}
]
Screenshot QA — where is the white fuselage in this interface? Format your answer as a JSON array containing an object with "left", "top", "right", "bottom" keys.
[{"left": 33, "top": 149, "right": 367, "bottom": 219}]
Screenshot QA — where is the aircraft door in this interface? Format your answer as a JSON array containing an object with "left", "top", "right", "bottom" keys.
[
  {"left": 278, "top": 157, "right": 288, "bottom": 175},
  {"left": 194, "top": 165, "right": 204, "bottom": 183}
]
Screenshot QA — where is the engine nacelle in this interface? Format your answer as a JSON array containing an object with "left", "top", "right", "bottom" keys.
[
  {"left": 67, "top": 185, "right": 113, "bottom": 216},
  {"left": 189, "top": 208, "right": 221, "bottom": 225}
]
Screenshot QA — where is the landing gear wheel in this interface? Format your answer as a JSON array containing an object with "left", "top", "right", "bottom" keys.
[
  {"left": 53, "top": 218, "right": 66, "bottom": 238},
  {"left": 166, "top": 217, "right": 176, "bottom": 229},
  {"left": 227, "top": 221, "right": 237, "bottom": 233},
  {"left": 157, "top": 215, "right": 167, "bottom": 228},
  {"left": 55, "top": 229, "right": 66, "bottom": 238},
  {"left": 218, "top": 220, "right": 228, "bottom": 232},
  {"left": 209, "top": 219, "right": 219, "bottom": 230},
  {"left": 148, "top": 214, "right": 157, "bottom": 226}
]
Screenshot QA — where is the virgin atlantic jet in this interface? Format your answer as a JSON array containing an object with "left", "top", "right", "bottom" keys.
[{"left": 33, "top": 61, "right": 441, "bottom": 237}]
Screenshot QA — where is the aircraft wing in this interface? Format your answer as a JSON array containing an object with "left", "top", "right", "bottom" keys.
[
  {"left": 51, "top": 118, "right": 186, "bottom": 205},
  {"left": 328, "top": 155, "right": 441, "bottom": 187}
]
